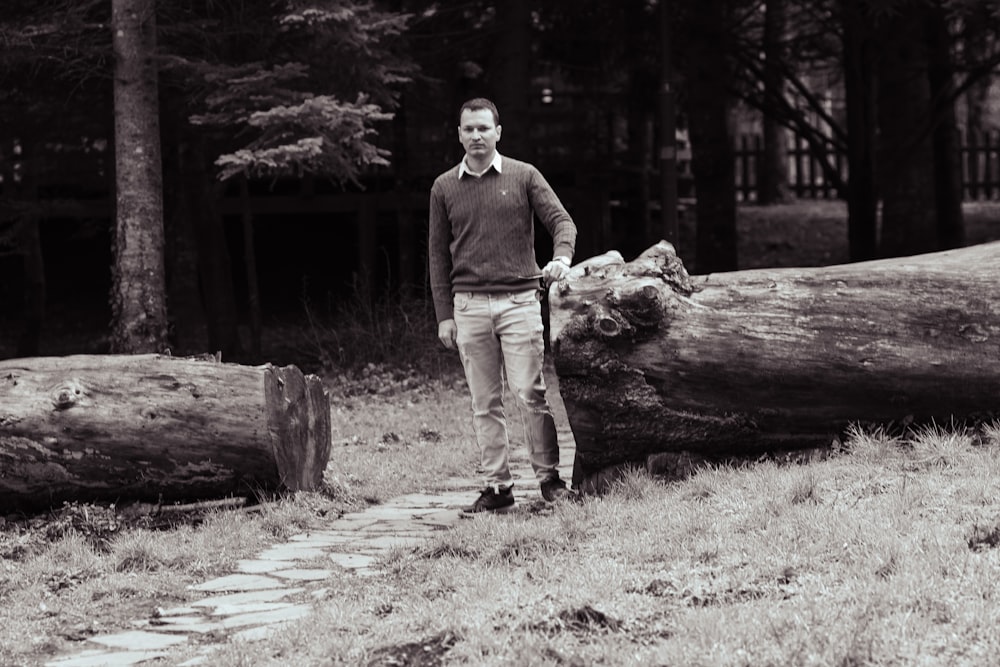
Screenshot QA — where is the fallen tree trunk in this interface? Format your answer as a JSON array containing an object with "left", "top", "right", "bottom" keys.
[
  {"left": 549, "top": 241, "right": 1000, "bottom": 492},
  {"left": 0, "top": 354, "right": 331, "bottom": 512}
]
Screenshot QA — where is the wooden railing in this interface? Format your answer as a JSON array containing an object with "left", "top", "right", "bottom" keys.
[{"left": 734, "top": 130, "right": 1000, "bottom": 202}]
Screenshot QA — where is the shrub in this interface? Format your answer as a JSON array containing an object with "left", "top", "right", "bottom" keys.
[{"left": 302, "top": 285, "right": 462, "bottom": 380}]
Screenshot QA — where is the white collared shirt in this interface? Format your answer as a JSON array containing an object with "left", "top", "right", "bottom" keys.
[{"left": 458, "top": 152, "right": 503, "bottom": 179}]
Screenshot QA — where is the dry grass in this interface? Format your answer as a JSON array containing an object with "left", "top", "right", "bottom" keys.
[
  {"left": 0, "top": 508, "right": 281, "bottom": 664},
  {"left": 323, "top": 372, "right": 479, "bottom": 504},
  {"left": 166, "top": 420, "right": 1000, "bottom": 667}
]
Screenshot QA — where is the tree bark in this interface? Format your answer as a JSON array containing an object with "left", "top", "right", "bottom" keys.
[
  {"left": 549, "top": 241, "right": 1000, "bottom": 493},
  {"left": 15, "top": 213, "right": 45, "bottom": 358},
  {"left": 841, "top": 0, "right": 879, "bottom": 261},
  {"left": 925, "top": 2, "right": 965, "bottom": 250},
  {"left": 684, "top": 0, "right": 738, "bottom": 273},
  {"left": 240, "top": 176, "right": 263, "bottom": 362},
  {"left": 876, "top": 5, "right": 938, "bottom": 258},
  {"left": 492, "top": 0, "right": 532, "bottom": 161},
  {"left": 0, "top": 354, "right": 331, "bottom": 513},
  {"left": 161, "top": 97, "right": 210, "bottom": 357},
  {"left": 658, "top": 0, "right": 679, "bottom": 248},
  {"left": 110, "top": 0, "right": 169, "bottom": 353},
  {"left": 758, "top": 0, "right": 790, "bottom": 205},
  {"left": 186, "top": 139, "right": 244, "bottom": 361},
  {"left": 15, "top": 141, "right": 45, "bottom": 358}
]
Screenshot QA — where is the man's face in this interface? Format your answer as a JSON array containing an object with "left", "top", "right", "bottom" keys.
[{"left": 458, "top": 108, "right": 501, "bottom": 160}]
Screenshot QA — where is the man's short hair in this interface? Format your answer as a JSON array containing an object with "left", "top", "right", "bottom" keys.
[{"left": 459, "top": 98, "right": 500, "bottom": 125}]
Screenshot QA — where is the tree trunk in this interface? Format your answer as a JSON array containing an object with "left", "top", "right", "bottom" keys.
[
  {"left": 392, "top": 96, "right": 417, "bottom": 297},
  {"left": 549, "top": 241, "right": 1000, "bottom": 493},
  {"left": 0, "top": 354, "right": 331, "bottom": 513},
  {"left": 492, "top": 0, "right": 531, "bottom": 161},
  {"left": 685, "top": 0, "right": 738, "bottom": 273},
  {"left": 841, "top": 0, "right": 879, "bottom": 261},
  {"left": 925, "top": 2, "right": 965, "bottom": 250},
  {"left": 110, "top": 0, "right": 169, "bottom": 353},
  {"left": 240, "top": 177, "right": 263, "bottom": 362},
  {"left": 639, "top": 115, "right": 655, "bottom": 256},
  {"left": 16, "top": 213, "right": 45, "bottom": 358},
  {"left": 163, "top": 138, "right": 210, "bottom": 355},
  {"left": 758, "top": 0, "right": 791, "bottom": 205},
  {"left": 658, "top": 0, "right": 679, "bottom": 248},
  {"left": 161, "top": 92, "right": 210, "bottom": 357},
  {"left": 626, "top": 0, "right": 656, "bottom": 255},
  {"left": 187, "top": 140, "right": 243, "bottom": 361},
  {"left": 876, "top": 5, "right": 938, "bottom": 258},
  {"left": 15, "top": 142, "right": 45, "bottom": 357}
]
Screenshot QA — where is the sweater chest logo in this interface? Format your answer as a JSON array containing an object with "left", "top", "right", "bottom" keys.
[{"left": 500, "top": 189, "right": 508, "bottom": 196}]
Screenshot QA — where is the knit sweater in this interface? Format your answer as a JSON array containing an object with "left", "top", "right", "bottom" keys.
[{"left": 428, "top": 155, "right": 577, "bottom": 323}]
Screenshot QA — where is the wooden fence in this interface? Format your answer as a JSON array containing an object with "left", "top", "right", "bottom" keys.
[
  {"left": 963, "top": 131, "right": 1000, "bottom": 200},
  {"left": 733, "top": 134, "right": 843, "bottom": 201},
  {"left": 733, "top": 130, "right": 1000, "bottom": 202}
]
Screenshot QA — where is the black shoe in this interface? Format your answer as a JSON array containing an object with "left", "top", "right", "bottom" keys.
[
  {"left": 540, "top": 476, "right": 578, "bottom": 503},
  {"left": 462, "top": 486, "right": 516, "bottom": 515}
]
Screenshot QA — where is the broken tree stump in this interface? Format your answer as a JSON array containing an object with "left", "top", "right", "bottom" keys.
[
  {"left": 549, "top": 241, "right": 1000, "bottom": 492},
  {"left": 0, "top": 354, "right": 331, "bottom": 512}
]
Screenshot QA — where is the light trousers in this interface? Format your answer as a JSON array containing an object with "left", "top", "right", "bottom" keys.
[{"left": 453, "top": 289, "right": 560, "bottom": 489}]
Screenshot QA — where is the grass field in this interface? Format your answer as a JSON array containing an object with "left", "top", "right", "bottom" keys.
[
  {"left": 5, "top": 394, "right": 998, "bottom": 666},
  {"left": 227, "top": 422, "right": 1000, "bottom": 667},
  {"left": 2, "top": 201, "right": 1000, "bottom": 666}
]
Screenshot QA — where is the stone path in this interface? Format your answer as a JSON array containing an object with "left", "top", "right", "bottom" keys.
[{"left": 44, "top": 438, "right": 575, "bottom": 667}]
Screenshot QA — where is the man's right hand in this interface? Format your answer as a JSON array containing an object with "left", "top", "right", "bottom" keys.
[{"left": 438, "top": 319, "right": 458, "bottom": 349}]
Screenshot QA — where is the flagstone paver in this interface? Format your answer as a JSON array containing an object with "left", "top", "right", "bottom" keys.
[
  {"left": 47, "top": 649, "right": 171, "bottom": 667},
  {"left": 188, "top": 587, "right": 306, "bottom": 608},
  {"left": 219, "top": 604, "right": 314, "bottom": 629},
  {"left": 256, "top": 544, "right": 329, "bottom": 561},
  {"left": 44, "top": 434, "right": 575, "bottom": 666},
  {"left": 87, "top": 631, "right": 189, "bottom": 651},
  {"left": 206, "top": 602, "right": 298, "bottom": 616},
  {"left": 143, "top": 619, "right": 225, "bottom": 635},
  {"left": 147, "top": 616, "right": 210, "bottom": 628},
  {"left": 236, "top": 559, "right": 293, "bottom": 573},
  {"left": 270, "top": 568, "right": 335, "bottom": 581},
  {"left": 188, "top": 573, "right": 289, "bottom": 592}
]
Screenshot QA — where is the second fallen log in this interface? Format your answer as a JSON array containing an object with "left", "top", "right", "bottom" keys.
[
  {"left": 0, "top": 354, "right": 332, "bottom": 512},
  {"left": 548, "top": 241, "right": 1000, "bottom": 492}
]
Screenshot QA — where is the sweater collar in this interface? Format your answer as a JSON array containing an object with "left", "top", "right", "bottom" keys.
[{"left": 458, "top": 152, "right": 502, "bottom": 179}]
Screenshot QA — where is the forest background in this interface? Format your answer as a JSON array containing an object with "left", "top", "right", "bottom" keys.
[{"left": 2, "top": 0, "right": 1000, "bottom": 366}]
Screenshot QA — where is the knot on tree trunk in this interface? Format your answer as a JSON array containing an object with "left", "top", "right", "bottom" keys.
[
  {"left": 631, "top": 241, "right": 697, "bottom": 297},
  {"left": 553, "top": 242, "right": 689, "bottom": 345},
  {"left": 608, "top": 284, "right": 667, "bottom": 336},
  {"left": 51, "top": 380, "right": 88, "bottom": 410},
  {"left": 590, "top": 306, "right": 629, "bottom": 339}
]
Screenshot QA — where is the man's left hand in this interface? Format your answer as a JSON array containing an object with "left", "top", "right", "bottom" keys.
[{"left": 542, "top": 257, "right": 571, "bottom": 285}]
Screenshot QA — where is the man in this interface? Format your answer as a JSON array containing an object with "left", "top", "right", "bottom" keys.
[{"left": 428, "top": 97, "right": 578, "bottom": 514}]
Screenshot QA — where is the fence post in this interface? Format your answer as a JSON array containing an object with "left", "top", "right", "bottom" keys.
[
  {"left": 964, "top": 129, "right": 975, "bottom": 200},
  {"left": 740, "top": 134, "right": 752, "bottom": 201},
  {"left": 809, "top": 138, "right": 820, "bottom": 198},
  {"left": 753, "top": 133, "right": 763, "bottom": 202},
  {"left": 984, "top": 131, "right": 994, "bottom": 200},
  {"left": 830, "top": 138, "right": 843, "bottom": 198},
  {"left": 794, "top": 135, "right": 806, "bottom": 197}
]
